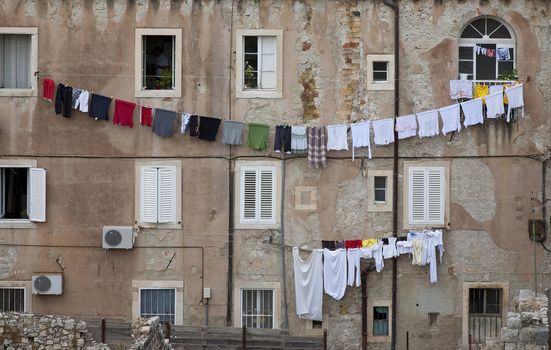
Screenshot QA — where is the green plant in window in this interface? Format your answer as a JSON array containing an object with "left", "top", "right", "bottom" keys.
[
  {"left": 244, "top": 62, "right": 257, "bottom": 89},
  {"left": 156, "top": 69, "right": 173, "bottom": 90},
  {"left": 498, "top": 69, "right": 518, "bottom": 81}
]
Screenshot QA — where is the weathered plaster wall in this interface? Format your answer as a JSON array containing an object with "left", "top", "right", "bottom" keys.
[{"left": 0, "top": 1, "right": 549, "bottom": 350}]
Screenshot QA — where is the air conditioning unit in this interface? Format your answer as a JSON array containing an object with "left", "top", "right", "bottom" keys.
[
  {"left": 102, "top": 226, "right": 134, "bottom": 249},
  {"left": 32, "top": 274, "right": 63, "bottom": 295}
]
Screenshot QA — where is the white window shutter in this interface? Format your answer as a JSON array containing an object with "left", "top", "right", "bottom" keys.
[
  {"left": 260, "top": 36, "right": 276, "bottom": 89},
  {"left": 241, "top": 169, "right": 258, "bottom": 222},
  {"left": 427, "top": 168, "right": 444, "bottom": 224},
  {"left": 259, "top": 169, "right": 275, "bottom": 223},
  {"left": 29, "top": 168, "right": 46, "bottom": 222},
  {"left": 140, "top": 167, "right": 158, "bottom": 223},
  {"left": 409, "top": 168, "right": 427, "bottom": 224},
  {"left": 157, "top": 167, "right": 177, "bottom": 224}
]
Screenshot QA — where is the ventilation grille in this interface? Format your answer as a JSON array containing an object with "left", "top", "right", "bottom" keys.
[{"left": 105, "top": 230, "right": 123, "bottom": 247}]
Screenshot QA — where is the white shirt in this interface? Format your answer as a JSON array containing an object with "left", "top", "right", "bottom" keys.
[
  {"left": 416, "top": 110, "right": 439, "bottom": 138},
  {"left": 460, "top": 98, "right": 484, "bottom": 128},
  {"left": 484, "top": 91, "right": 505, "bottom": 119},
  {"left": 438, "top": 104, "right": 461, "bottom": 135},
  {"left": 505, "top": 84, "right": 524, "bottom": 122},
  {"left": 322, "top": 249, "right": 347, "bottom": 300},
  {"left": 326, "top": 124, "right": 349, "bottom": 151},
  {"left": 372, "top": 118, "right": 395, "bottom": 145},
  {"left": 293, "top": 248, "right": 324, "bottom": 321},
  {"left": 350, "top": 121, "right": 371, "bottom": 160},
  {"left": 395, "top": 114, "right": 417, "bottom": 139}
]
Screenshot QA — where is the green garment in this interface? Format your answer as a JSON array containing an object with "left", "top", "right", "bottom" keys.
[{"left": 247, "top": 123, "right": 270, "bottom": 150}]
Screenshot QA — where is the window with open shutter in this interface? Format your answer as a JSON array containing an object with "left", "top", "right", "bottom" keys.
[
  {"left": 240, "top": 166, "right": 276, "bottom": 225},
  {"left": 140, "top": 166, "right": 177, "bottom": 224},
  {"left": 408, "top": 167, "right": 445, "bottom": 226},
  {"left": 29, "top": 168, "right": 46, "bottom": 222}
]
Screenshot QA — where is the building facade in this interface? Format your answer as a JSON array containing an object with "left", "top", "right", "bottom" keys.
[{"left": 0, "top": 1, "right": 549, "bottom": 349}]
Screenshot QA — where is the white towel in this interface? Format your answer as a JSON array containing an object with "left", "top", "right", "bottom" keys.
[
  {"left": 505, "top": 84, "right": 524, "bottom": 122},
  {"left": 326, "top": 124, "right": 349, "bottom": 151},
  {"left": 350, "top": 121, "right": 372, "bottom": 160},
  {"left": 438, "top": 104, "right": 461, "bottom": 135},
  {"left": 395, "top": 114, "right": 417, "bottom": 139},
  {"left": 291, "top": 125, "right": 308, "bottom": 152},
  {"left": 372, "top": 118, "right": 395, "bottom": 145},
  {"left": 293, "top": 248, "right": 324, "bottom": 321},
  {"left": 416, "top": 110, "right": 439, "bottom": 138},
  {"left": 450, "top": 80, "right": 473, "bottom": 99},
  {"left": 484, "top": 91, "right": 505, "bottom": 119},
  {"left": 322, "top": 249, "right": 347, "bottom": 300},
  {"left": 460, "top": 98, "right": 484, "bottom": 128}
]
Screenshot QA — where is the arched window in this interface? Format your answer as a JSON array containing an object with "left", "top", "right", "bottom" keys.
[{"left": 458, "top": 17, "right": 515, "bottom": 81}]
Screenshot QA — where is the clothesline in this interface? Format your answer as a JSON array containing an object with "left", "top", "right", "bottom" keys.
[{"left": 42, "top": 77, "right": 525, "bottom": 169}]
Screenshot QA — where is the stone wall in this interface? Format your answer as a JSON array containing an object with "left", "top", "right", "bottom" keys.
[
  {"left": 130, "top": 317, "right": 172, "bottom": 350},
  {"left": 481, "top": 290, "right": 549, "bottom": 350},
  {"left": 0, "top": 312, "right": 108, "bottom": 349}
]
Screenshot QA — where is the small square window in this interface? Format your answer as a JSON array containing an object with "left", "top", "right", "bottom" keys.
[
  {"left": 312, "top": 320, "right": 323, "bottom": 329},
  {"left": 140, "top": 288, "right": 176, "bottom": 324},
  {"left": 374, "top": 176, "right": 387, "bottom": 202},
  {"left": 372, "top": 61, "right": 388, "bottom": 82},
  {"left": 373, "top": 306, "right": 389, "bottom": 336},
  {"left": 0, "top": 288, "right": 25, "bottom": 312}
]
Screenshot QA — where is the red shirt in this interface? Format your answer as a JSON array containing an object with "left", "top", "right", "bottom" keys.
[
  {"left": 140, "top": 106, "right": 153, "bottom": 127},
  {"left": 113, "top": 99, "right": 136, "bottom": 127},
  {"left": 345, "top": 240, "right": 362, "bottom": 249}
]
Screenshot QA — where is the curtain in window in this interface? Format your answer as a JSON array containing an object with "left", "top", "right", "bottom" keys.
[{"left": 0, "top": 34, "right": 31, "bottom": 89}]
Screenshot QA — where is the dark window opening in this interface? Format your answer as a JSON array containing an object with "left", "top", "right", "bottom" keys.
[
  {"left": 428, "top": 312, "right": 439, "bottom": 329},
  {"left": 469, "top": 288, "right": 503, "bottom": 345},
  {"left": 372, "top": 61, "right": 388, "bottom": 82},
  {"left": 0, "top": 288, "right": 25, "bottom": 312},
  {"left": 373, "top": 306, "right": 389, "bottom": 336},
  {"left": 142, "top": 35, "right": 175, "bottom": 91},
  {"left": 312, "top": 320, "right": 323, "bottom": 329},
  {"left": 1, "top": 168, "right": 28, "bottom": 220},
  {"left": 475, "top": 43, "right": 496, "bottom": 80},
  {"left": 374, "top": 176, "right": 387, "bottom": 202}
]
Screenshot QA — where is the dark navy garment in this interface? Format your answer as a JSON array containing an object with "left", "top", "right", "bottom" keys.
[{"left": 88, "top": 93, "right": 112, "bottom": 121}]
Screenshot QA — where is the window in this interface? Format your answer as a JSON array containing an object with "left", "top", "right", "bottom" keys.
[
  {"left": 458, "top": 17, "right": 515, "bottom": 81},
  {"left": 468, "top": 288, "right": 502, "bottom": 344},
  {"left": 135, "top": 160, "right": 181, "bottom": 228},
  {"left": 0, "top": 288, "right": 25, "bottom": 312},
  {"left": 241, "top": 289, "right": 274, "bottom": 329},
  {"left": 374, "top": 176, "right": 387, "bottom": 202},
  {"left": 0, "top": 167, "right": 46, "bottom": 223},
  {"left": 135, "top": 28, "right": 182, "bottom": 98},
  {"left": 408, "top": 166, "right": 445, "bottom": 226},
  {"left": 0, "top": 27, "right": 38, "bottom": 97},
  {"left": 373, "top": 306, "right": 389, "bottom": 336},
  {"left": 372, "top": 62, "right": 388, "bottom": 82},
  {"left": 428, "top": 312, "right": 439, "bottom": 329},
  {"left": 366, "top": 54, "right": 394, "bottom": 90},
  {"left": 235, "top": 161, "right": 281, "bottom": 229},
  {"left": 236, "top": 29, "right": 283, "bottom": 98},
  {"left": 139, "top": 288, "right": 176, "bottom": 324}
]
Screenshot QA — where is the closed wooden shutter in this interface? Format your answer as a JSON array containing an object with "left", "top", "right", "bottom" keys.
[
  {"left": 157, "top": 166, "right": 177, "bottom": 223},
  {"left": 241, "top": 168, "right": 258, "bottom": 222},
  {"left": 408, "top": 167, "right": 444, "bottom": 225},
  {"left": 140, "top": 167, "right": 158, "bottom": 223},
  {"left": 259, "top": 169, "right": 275, "bottom": 222},
  {"left": 29, "top": 168, "right": 46, "bottom": 222},
  {"left": 260, "top": 36, "right": 276, "bottom": 89}
]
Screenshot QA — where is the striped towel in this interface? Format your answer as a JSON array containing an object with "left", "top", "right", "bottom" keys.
[{"left": 307, "top": 126, "right": 327, "bottom": 169}]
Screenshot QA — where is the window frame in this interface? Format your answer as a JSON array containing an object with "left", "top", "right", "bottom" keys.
[
  {"left": 372, "top": 61, "right": 389, "bottom": 83},
  {"left": 403, "top": 162, "right": 450, "bottom": 229},
  {"left": 366, "top": 54, "right": 394, "bottom": 91},
  {"left": 235, "top": 29, "right": 283, "bottom": 99},
  {"left": 372, "top": 306, "right": 389, "bottom": 336},
  {"left": 373, "top": 176, "right": 387, "bottom": 203},
  {"left": 131, "top": 280, "right": 184, "bottom": 325},
  {"left": 234, "top": 160, "right": 281, "bottom": 230},
  {"left": 0, "top": 159, "right": 45, "bottom": 228},
  {"left": 134, "top": 160, "right": 182, "bottom": 229},
  {"left": 233, "top": 281, "right": 280, "bottom": 329},
  {"left": 138, "top": 287, "right": 177, "bottom": 324},
  {"left": 240, "top": 288, "right": 275, "bottom": 329},
  {"left": 0, "top": 281, "right": 31, "bottom": 312},
  {"left": 0, "top": 27, "right": 38, "bottom": 97},
  {"left": 0, "top": 287, "right": 26, "bottom": 312},
  {"left": 367, "top": 170, "right": 393, "bottom": 212},
  {"left": 134, "top": 28, "right": 182, "bottom": 98},
  {"left": 458, "top": 17, "right": 516, "bottom": 82},
  {"left": 367, "top": 300, "right": 392, "bottom": 342}
]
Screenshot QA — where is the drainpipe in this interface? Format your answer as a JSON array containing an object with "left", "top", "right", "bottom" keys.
[
  {"left": 382, "top": 0, "right": 400, "bottom": 349},
  {"left": 280, "top": 152, "right": 289, "bottom": 330},
  {"left": 226, "top": 0, "right": 235, "bottom": 327},
  {"left": 361, "top": 269, "right": 369, "bottom": 350}
]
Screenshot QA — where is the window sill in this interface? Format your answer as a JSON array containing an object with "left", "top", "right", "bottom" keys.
[
  {"left": 236, "top": 90, "right": 282, "bottom": 99},
  {"left": 366, "top": 83, "right": 394, "bottom": 91},
  {"left": 366, "top": 336, "right": 391, "bottom": 343},
  {"left": 135, "top": 222, "right": 182, "bottom": 230},
  {"left": 235, "top": 222, "right": 280, "bottom": 230},
  {"left": 0, "top": 89, "right": 37, "bottom": 97},
  {"left": 0, "top": 220, "right": 37, "bottom": 229},
  {"left": 404, "top": 222, "right": 448, "bottom": 230},
  {"left": 135, "top": 89, "right": 181, "bottom": 98}
]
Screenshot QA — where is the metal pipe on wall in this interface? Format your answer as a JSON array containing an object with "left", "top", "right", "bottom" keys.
[{"left": 280, "top": 153, "right": 289, "bottom": 330}]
